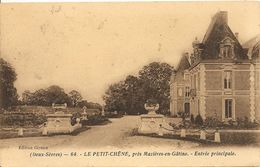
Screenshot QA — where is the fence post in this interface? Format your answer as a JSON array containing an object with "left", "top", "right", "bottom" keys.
[
  {"left": 42, "top": 126, "right": 48, "bottom": 136},
  {"left": 200, "top": 129, "right": 206, "bottom": 140},
  {"left": 171, "top": 129, "right": 175, "bottom": 135},
  {"left": 76, "top": 118, "right": 80, "bottom": 124},
  {"left": 158, "top": 124, "right": 163, "bottom": 136},
  {"left": 214, "top": 129, "right": 221, "bottom": 143},
  {"left": 18, "top": 128, "right": 23, "bottom": 137},
  {"left": 180, "top": 128, "right": 186, "bottom": 138}
]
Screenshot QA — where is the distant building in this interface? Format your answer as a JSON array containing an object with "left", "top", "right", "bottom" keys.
[{"left": 170, "top": 11, "right": 260, "bottom": 122}]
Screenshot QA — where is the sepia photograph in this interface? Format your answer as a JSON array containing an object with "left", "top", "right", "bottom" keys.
[{"left": 0, "top": 1, "right": 259, "bottom": 166}]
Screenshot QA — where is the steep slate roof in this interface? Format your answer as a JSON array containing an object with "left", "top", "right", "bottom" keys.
[
  {"left": 243, "top": 34, "right": 260, "bottom": 60},
  {"left": 176, "top": 54, "right": 191, "bottom": 71},
  {"left": 201, "top": 11, "right": 247, "bottom": 60},
  {"left": 174, "top": 54, "right": 190, "bottom": 81},
  {"left": 243, "top": 34, "right": 260, "bottom": 48}
]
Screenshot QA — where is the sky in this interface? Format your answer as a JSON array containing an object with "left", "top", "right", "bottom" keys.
[{"left": 0, "top": 2, "right": 259, "bottom": 104}]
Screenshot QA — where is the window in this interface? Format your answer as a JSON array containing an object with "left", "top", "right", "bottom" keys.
[
  {"left": 225, "top": 99, "right": 232, "bottom": 118},
  {"left": 185, "top": 87, "right": 190, "bottom": 97},
  {"left": 222, "top": 45, "right": 232, "bottom": 58},
  {"left": 224, "top": 71, "right": 232, "bottom": 89},
  {"left": 219, "top": 38, "right": 235, "bottom": 59}
]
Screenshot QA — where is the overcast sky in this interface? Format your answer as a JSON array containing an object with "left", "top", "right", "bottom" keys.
[{"left": 1, "top": 2, "right": 259, "bottom": 104}]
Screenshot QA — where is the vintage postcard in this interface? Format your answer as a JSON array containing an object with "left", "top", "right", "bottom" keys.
[{"left": 0, "top": 1, "right": 259, "bottom": 166}]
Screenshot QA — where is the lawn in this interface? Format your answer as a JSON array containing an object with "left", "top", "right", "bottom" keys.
[
  {"left": 0, "top": 106, "right": 109, "bottom": 139},
  {"left": 0, "top": 126, "right": 91, "bottom": 139}
]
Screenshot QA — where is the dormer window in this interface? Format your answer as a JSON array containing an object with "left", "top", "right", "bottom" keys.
[{"left": 219, "top": 37, "right": 235, "bottom": 59}]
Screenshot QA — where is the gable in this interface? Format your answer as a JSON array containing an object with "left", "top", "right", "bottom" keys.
[
  {"left": 172, "top": 54, "right": 190, "bottom": 83},
  {"left": 176, "top": 54, "right": 190, "bottom": 71},
  {"left": 201, "top": 12, "right": 247, "bottom": 60},
  {"left": 220, "top": 37, "right": 235, "bottom": 45},
  {"left": 243, "top": 34, "right": 260, "bottom": 61}
]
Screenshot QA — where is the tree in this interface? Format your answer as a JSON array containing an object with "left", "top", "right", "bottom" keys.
[
  {"left": 124, "top": 75, "right": 145, "bottom": 114},
  {"left": 103, "top": 81, "right": 127, "bottom": 114},
  {"left": 77, "top": 100, "right": 102, "bottom": 110},
  {"left": 0, "top": 58, "right": 19, "bottom": 108},
  {"left": 32, "top": 89, "right": 48, "bottom": 105},
  {"left": 21, "top": 90, "right": 33, "bottom": 105},
  {"left": 21, "top": 85, "right": 72, "bottom": 106},
  {"left": 77, "top": 100, "right": 88, "bottom": 108},
  {"left": 103, "top": 62, "right": 174, "bottom": 115},
  {"left": 138, "top": 62, "right": 174, "bottom": 114},
  {"left": 45, "top": 85, "right": 72, "bottom": 106},
  {"left": 68, "top": 90, "right": 83, "bottom": 107},
  {"left": 86, "top": 102, "right": 102, "bottom": 110}
]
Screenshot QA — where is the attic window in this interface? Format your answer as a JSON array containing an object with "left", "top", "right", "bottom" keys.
[{"left": 219, "top": 38, "right": 235, "bottom": 59}]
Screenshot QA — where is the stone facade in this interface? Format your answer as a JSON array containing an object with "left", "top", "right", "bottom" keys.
[
  {"left": 170, "top": 11, "right": 260, "bottom": 122},
  {"left": 170, "top": 53, "right": 191, "bottom": 116}
]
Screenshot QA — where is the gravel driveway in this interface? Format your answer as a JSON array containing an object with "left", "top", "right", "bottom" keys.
[{"left": 0, "top": 116, "right": 199, "bottom": 149}]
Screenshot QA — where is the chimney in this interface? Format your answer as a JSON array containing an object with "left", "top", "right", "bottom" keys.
[
  {"left": 219, "top": 11, "right": 228, "bottom": 24},
  {"left": 213, "top": 11, "right": 228, "bottom": 25}
]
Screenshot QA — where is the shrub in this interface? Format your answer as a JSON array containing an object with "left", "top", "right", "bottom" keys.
[
  {"left": 195, "top": 114, "right": 203, "bottom": 126},
  {"left": 85, "top": 115, "right": 109, "bottom": 125},
  {"left": 227, "top": 119, "right": 237, "bottom": 126},
  {"left": 181, "top": 119, "right": 192, "bottom": 128},
  {"left": 33, "top": 114, "right": 47, "bottom": 125},
  {"left": 169, "top": 122, "right": 177, "bottom": 129},
  {"left": 242, "top": 116, "right": 259, "bottom": 129},
  {"left": 172, "top": 114, "right": 178, "bottom": 118},
  {"left": 236, "top": 117, "right": 243, "bottom": 128},
  {"left": 3, "top": 112, "right": 47, "bottom": 127},
  {"left": 204, "top": 117, "right": 222, "bottom": 128},
  {"left": 161, "top": 110, "right": 171, "bottom": 116},
  {"left": 177, "top": 111, "right": 184, "bottom": 118},
  {"left": 105, "top": 112, "right": 123, "bottom": 118},
  {"left": 177, "top": 111, "right": 190, "bottom": 121},
  {"left": 190, "top": 114, "right": 194, "bottom": 124},
  {"left": 71, "top": 112, "right": 82, "bottom": 125}
]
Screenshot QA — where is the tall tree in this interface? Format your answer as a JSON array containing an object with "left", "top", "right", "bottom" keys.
[
  {"left": 45, "top": 85, "right": 72, "bottom": 105},
  {"left": 103, "top": 81, "right": 127, "bottom": 114},
  {"left": 21, "top": 90, "right": 33, "bottom": 105},
  {"left": 138, "top": 62, "right": 174, "bottom": 114},
  {"left": 77, "top": 100, "right": 88, "bottom": 108},
  {"left": 124, "top": 75, "right": 145, "bottom": 114},
  {"left": 86, "top": 102, "right": 102, "bottom": 110},
  {"left": 32, "top": 89, "right": 48, "bottom": 106},
  {"left": 21, "top": 85, "right": 72, "bottom": 106},
  {"left": 0, "top": 58, "right": 19, "bottom": 108},
  {"left": 103, "top": 62, "right": 174, "bottom": 115},
  {"left": 68, "top": 90, "right": 83, "bottom": 107}
]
